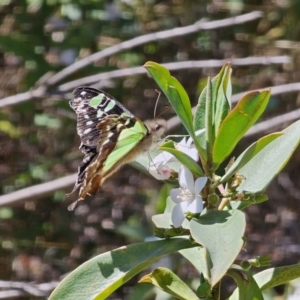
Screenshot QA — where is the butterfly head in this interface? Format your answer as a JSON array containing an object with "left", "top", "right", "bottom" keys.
[{"left": 144, "top": 118, "right": 167, "bottom": 143}]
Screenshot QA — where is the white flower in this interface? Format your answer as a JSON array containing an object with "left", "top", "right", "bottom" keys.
[
  {"left": 170, "top": 166, "right": 207, "bottom": 228},
  {"left": 175, "top": 137, "right": 199, "bottom": 161},
  {"left": 149, "top": 136, "right": 200, "bottom": 180},
  {"left": 148, "top": 152, "right": 175, "bottom": 180}
]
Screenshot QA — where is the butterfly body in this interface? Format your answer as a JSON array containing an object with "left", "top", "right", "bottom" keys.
[{"left": 69, "top": 87, "right": 166, "bottom": 209}]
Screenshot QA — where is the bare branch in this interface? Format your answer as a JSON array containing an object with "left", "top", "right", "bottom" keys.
[
  {"left": 0, "top": 88, "right": 45, "bottom": 109},
  {"left": 0, "top": 280, "right": 59, "bottom": 298},
  {"left": 0, "top": 55, "right": 290, "bottom": 108},
  {"left": 246, "top": 108, "right": 300, "bottom": 136},
  {"left": 59, "top": 56, "right": 290, "bottom": 91},
  {"left": 46, "top": 11, "right": 263, "bottom": 86},
  {"left": 0, "top": 174, "right": 76, "bottom": 207}
]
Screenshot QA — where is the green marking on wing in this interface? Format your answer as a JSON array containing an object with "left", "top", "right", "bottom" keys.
[
  {"left": 103, "top": 119, "right": 148, "bottom": 173},
  {"left": 90, "top": 94, "right": 104, "bottom": 108},
  {"left": 104, "top": 100, "right": 116, "bottom": 112},
  {"left": 97, "top": 110, "right": 105, "bottom": 118}
]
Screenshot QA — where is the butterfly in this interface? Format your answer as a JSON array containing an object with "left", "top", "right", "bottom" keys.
[{"left": 68, "top": 86, "right": 167, "bottom": 210}]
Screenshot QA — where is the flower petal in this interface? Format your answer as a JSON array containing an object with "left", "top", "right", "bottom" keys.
[
  {"left": 187, "top": 196, "right": 203, "bottom": 213},
  {"left": 148, "top": 151, "right": 176, "bottom": 180},
  {"left": 179, "top": 200, "right": 189, "bottom": 212},
  {"left": 179, "top": 166, "right": 194, "bottom": 191},
  {"left": 177, "top": 137, "right": 188, "bottom": 147},
  {"left": 176, "top": 137, "right": 199, "bottom": 161},
  {"left": 188, "top": 148, "right": 199, "bottom": 161},
  {"left": 194, "top": 177, "right": 207, "bottom": 195},
  {"left": 150, "top": 152, "right": 174, "bottom": 165},
  {"left": 170, "top": 188, "right": 182, "bottom": 203},
  {"left": 171, "top": 204, "right": 186, "bottom": 228},
  {"left": 186, "top": 136, "right": 193, "bottom": 147},
  {"left": 149, "top": 168, "right": 172, "bottom": 180}
]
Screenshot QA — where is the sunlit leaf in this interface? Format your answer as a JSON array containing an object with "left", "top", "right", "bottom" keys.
[
  {"left": 49, "top": 238, "right": 194, "bottom": 300},
  {"left": 254, "top": 263, "right": 300, "bottom": 290},
  {"left": 139, "top": 267, "right": 199, "bottom": 300},
  {"left": 180, "top": 247, "right": 210, "bottom": 280},
  {"left": 193, "top": 63, "right": 231, "bottom": 156},
  {"left": 190, "top": 210, "right": 246, "bottom": 287},
  {"left": 237, "top": 119, "right": 300, "bottom": 193},
  {"left": 213, "top": 89, "right": 270, "bottom": 168},
  {"left": 144, "top": 61, "right": 205, "bottom": 158},
  {"left": 228, "top": 265, "right": 264, "bottom": 300},
  {"left": 221, "top": 132, "right": 283, "bottom": 183}
]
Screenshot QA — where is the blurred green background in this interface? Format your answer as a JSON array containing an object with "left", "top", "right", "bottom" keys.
[{"left": 1, "top": 0, "right": 300, "bottom": 299}]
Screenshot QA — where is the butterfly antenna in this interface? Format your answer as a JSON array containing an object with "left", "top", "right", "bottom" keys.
[
  {"left": 153, "top": 89, "right": 161, "bottom": 119},
  {"left": 154, "top": 90, "right": 170, "bottom": 119}
]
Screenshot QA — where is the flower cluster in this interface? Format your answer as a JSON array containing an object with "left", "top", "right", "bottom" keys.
[
  {"left": 149, "top": 135, "right": 207, "bottom": 228},
  {"left": 148, "top": 136, "right": 199, "bottom": 180}
]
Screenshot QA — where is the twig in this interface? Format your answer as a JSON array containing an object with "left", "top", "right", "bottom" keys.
[
  {"left": 0, "top": 55, "right": 290, "bottom": 108},
  {"left": 0, "top": 88, "right": 45, "bottom": 109},
  {"left": 245, "top": 107, "right": 300, "bottom": 136},
  {"left": 46, "top": 11, "right": 263, "bottom": 86},
  {"left": 0, "top": 174, "right": 76, "bottom": 207},
  {"left": 59, "top": 56, "right": 290, "bottom": 92},
  {"left": 0, "top": 280, "right": 59, "bottom": 298}
]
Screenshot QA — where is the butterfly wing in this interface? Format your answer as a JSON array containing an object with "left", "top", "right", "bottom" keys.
[
  {"left": 68, "top": 87, "right": 165, "bottom": 210},
  {"left": 77, "top": 115, "right": 149, "bottom": 202},
  {"left": 70, "top": 87, "right": 134, "bottom": 147}
]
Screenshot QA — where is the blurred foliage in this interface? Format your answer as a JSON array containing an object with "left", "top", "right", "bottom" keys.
[{"left": 1, "top": 0, "right": 300, "bottom": 299}]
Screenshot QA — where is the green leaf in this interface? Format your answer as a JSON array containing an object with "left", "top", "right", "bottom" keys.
[
  {"left": 127, "top": 283, "right": 154, "bottom": 300},
  {"left": 193, "top": 63, "right": 231, "bottom": 155},
  {"left": 221, "top": 132, "right": 283, "bottom": 183},
  {"left": 190, "top": 210, "right": 246, "bottom": 287},
  {"left": 205, "top": 77, "right": 214, "bottom": 162},
  {"left": 144, "top": 62, "right": 193, "bottom": 134},
  {"left": 139, "top": 267, "right": 199, "bottom": 300},
  {"left": 227, "top": 265, "right": 264, "bottom": 300},
  {"left": 152, "top": 197, "right": 190, "bottom": 230},
  {"left": 213, "top": 89, "right": 270, "bottom": 167},
  {"left": 214, "top": 63, "right": 232, "bottom": 135},
  {"left": 193, "top": 81, "right": 207, "bottom": 151},
  {"left": 180, "top": 247, "right": 210, "bottom": 280},
  {"left": 159, "top": 146, "right": 204, "bottom": 177},
  {"left": 144, "top": 62, "right": 205, "bottom": 158},
  {"left": 253, "top": 263, "right": 300, "bottom": 291},
  {"left": 49, "top": 238, "right": 194, "bottom": 300},
  {"left": 152, "top": 197, "right": 176, "bottom": 229},
  {"left": 237, "top": 119, "right": 300, "bottom": 193}
]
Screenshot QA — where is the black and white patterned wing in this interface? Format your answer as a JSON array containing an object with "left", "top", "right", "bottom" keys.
[{"left": 70, "top": 87, "right": 134, "bottom": 147}]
